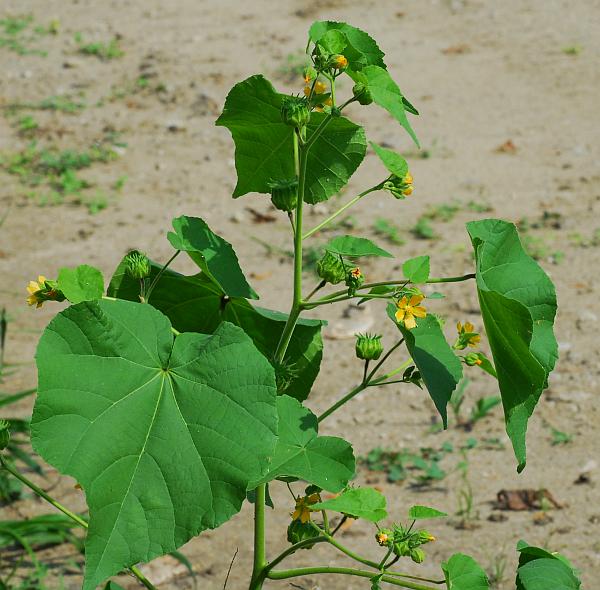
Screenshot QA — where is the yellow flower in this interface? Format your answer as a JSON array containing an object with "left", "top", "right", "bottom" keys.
[
  {"left": 402, "top": 171, "right": 413, "bottom": 196},
  {"left": 350, "top": 267, "right": 362, "bottom": 279},
  {"left": 291, "top": 493, "right": 320, "bottom": 524},
  {"left": 395, "top": 294, "right": 427, "bottom": 329},
  {"left": 376, "top": 531, "right": 389, "bottom": 546},
  {"left": 334, "top": 55, "right": 348, "bottom": 69},
  {"left": 323, "top": 97, "right": 333, "bottom": 106},
  {"left": 26, "top": 275, "right": 47, "bottom": 308},
  {"left": 304, "top": 80, "right": 327, "bottom": 96},
  {"left": 457, "top": 321, "right": 481, "bottom": 347}
]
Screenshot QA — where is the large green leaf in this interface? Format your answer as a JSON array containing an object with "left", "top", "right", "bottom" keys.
[
  {"left": 324, "top": 235, "right": 393, "bottom": 258},
  {"left": 251, "top": 395, "right": 355, "bottom": 492},
  {"left": 311, "top": 487, "right": 387, "bottom": 522},
  {"left": 467, "top": 219, "right": 558, "bottom": 471},
  {"left": 57, "top": 265, "right": 104, "bottom": 304},
  {"left": 388, "top": 306, "right": 462, "bottom": 427},
  {"left": 167, "top": 215, "right": 257, "bottom": 299},
  {"left": 308, "top": 21, "right": 386, "bottom": 71},
  {"left": 356, "top": 66, "right": 419, "bottom": 147},
  {"left": 442, "top": 554, "right": 490, "bottom": 590},
  {"left": 31, "top": 300, "right": 278, "bottom": 589},
  {"left": 516, "top": 541, "right": 581, "bottom": 590},
  {"left": 215, "top": 74, "right": 367, "bottom": 203},
  {"left": 517, "top": 559, "right": 580, "bottom": 590},
  {"left": 108, "top": 257, "right": 323, "bottom": 402}
]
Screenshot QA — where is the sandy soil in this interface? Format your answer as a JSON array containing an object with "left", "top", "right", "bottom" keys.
[{"left": 1, "top": 0, "right": 599, "bottom": 588}]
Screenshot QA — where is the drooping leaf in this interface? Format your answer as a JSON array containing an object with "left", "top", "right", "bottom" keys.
[
  {"left": 370, "top": 142, "right": 408, "bottom": 178},
  {"left": 408, "top": 505, "right": 447, "bottom": 520},
  {"left": 108, "top": 258, "right": 323, "bottom": 402},
  {"left": 311, "top": 487, "right": 387, "bottom": 522},
  {"left": 324, "top": 235, "right": 393, "bottom": 258},
  {"left": 467, "top": 219, "right": 558, "bottom": 471},
  {"left": 308, "top": 21, "right": 386, "bottom": 71},
  {"left": 355, "top": 66, "right": 419, "bottom": 147},
  {"left": 517, "top": 559, "right": 580, "bottom": 590},
  {"left": 215, "top": 74, "right": 367, "bottom": 203},
  {"left": 57, "top": 265, "right": 104, "bottom": 304},
  {"left": 442, "top": 553, "right": 490, "bottom": 590},
  {"left": 167, "top": 215, "right": 257, "bottom": 299},
  {"left": 402, "top": 255, "right": 430, "bottom": 283},
  {"left": 388, "top": 305, "right": 462, "bottom": 427},
  {"left": 31, "top": 300, "right": 278, "bottom": 590},
  {"left": 250, "top": 395, "right": 355, "bottom": 492}
]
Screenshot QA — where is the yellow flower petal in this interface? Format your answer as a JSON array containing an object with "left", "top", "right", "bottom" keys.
[
  {"left": 412, "top": 306, "right": 427, "bottom": 318},
  {"left": 395, "top": 308, "right": 406, "bottom": 322},
  {"left": 409, "top": 294, "right": 424, "bottom": 306},
  {"left": 403, "top": 186, "right": 413, "bottom": 196},
  {"left": 404, "top": 315, "right": 417, "bottom": 329},
  {"left": 457, "top": 322, "right": 462, "bottom": 333},
  {"left": 397, "top": 296, "right": 409, "bottom": 308},
  {"left": 27, "top": 281, "right": 40, "bottom": 295},
  {"left": 465, "top": 322, "right": 475, "bottom": 333}
]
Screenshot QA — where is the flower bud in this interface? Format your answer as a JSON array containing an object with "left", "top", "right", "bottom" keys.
[
  {"left": 410, "top": 548, "right": 426, "bottom": 564},
  {"left": 303, "top": 66, "right": 317, "bottom": 84},
  {"left": 0, "top": 420, "right": 10, "bottom": 450},
  {"left": 345, "top": 267, "right": 364, "bottom": 296},
  {"left": 316, "top": 252, "right": 347, "bottom": 285},
  {"left": 352, "top": 83, "right": 373, "bottom": 105},
  {"left": 330, "top": 54, "right": 348, "bottom": 70},
  {"left": 416, "top": 530, "right": 436, "bottom": 544},
  {"left": 281, "top": 96, "right": 310, "bottom": 128},
  {"left": 355, "top": 333, "right": 384, "bottom": 361},
  {"left": 375, "top": 529, "right": 392, "bottom": 547},
  {"left": 268, "top": 177, "right": 298, "bottom": 212},
  {"left": 125, "top": 251, "right": 151, "bottom": 280},
  {"left": 393, "top": 540, "right": 411, "bottom": 557},
  {"left": 465, "top": 352, "right": 483, "bottom": 366},
  {"left": 383, "top": 171, "right": 414, "bottom": 200}
]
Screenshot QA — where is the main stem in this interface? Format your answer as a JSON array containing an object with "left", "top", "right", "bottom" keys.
[{"left": 250, "top": 131, "right": 307, "bottom": 590}]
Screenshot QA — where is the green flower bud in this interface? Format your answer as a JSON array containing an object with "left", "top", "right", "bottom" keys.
[
  {"left": 345, "top": 267, "right": 365, "bottom": 296},
  {"left": 393, "top": 540, "right": 411, "bottom": 557},
  {"left": 268, "top": 177, "right": 298, "bottom": 213},
  {"left": 410, "top": 548, "right": 426, "bottom": 564},
  {"left": 352, "top": 83, "right": 373, "bottom": 105},
  {"left": 464, "top": 352, "right": 483, "bottom": 367},
  {"left": 375, "top": 528, "right": 393, "bottom": 547},
  {"left": 355, "top": 333, "right": 384, "bottom": 361},
  {"left": 416, "top": 530, "right": 436, "bottom": 545},
  {"left": 316, "top": 251, "right": 347, "bottom": 285},
  {"left": 125, "top": 251, "right": 151, "bottom": 280},
  {"left": 287, "top": 519, "right": 320, "bottom": 548},
  {"left": 0, "top": 420, "right": 10, "bottom": 450},
  {"left": 281, "top": 96, "right": 310, "bottom": 129}
]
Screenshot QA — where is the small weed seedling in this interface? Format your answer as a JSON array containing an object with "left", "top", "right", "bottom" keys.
[
  {"left": 0, "top": 15, "right": 55, "bottom": 57},
  {"left": 0, "top": 21, "right": 580, "bottom": 590},
  {"left": 75, "top": 33, "right": 124, "bottom": 61},
  {"left": 373, "top": 217, "right": 405, "bottom": 245}
]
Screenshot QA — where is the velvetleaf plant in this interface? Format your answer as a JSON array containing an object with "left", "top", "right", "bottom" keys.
[{"left": 0, "top": 20, "right": 581, "bottom": 590}]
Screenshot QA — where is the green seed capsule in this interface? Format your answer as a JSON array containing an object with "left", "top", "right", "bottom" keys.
[
  {"left": 125, "top": 251, "right": 151, "bottom": 280},
  {"left": 268, "top": 177, "right": 298, "bottom": 213},
  {"left": 316, "top": 252, "right": 347, "bottom": 285},
  {"left": 352, "top": 83, "right": 373, "bottom": 105},
  {"left": 281, "top": 96, "right": 310, "bottom": 128},
  {"left": 355, "top": 333, "right": 384, "bottom": 361}
]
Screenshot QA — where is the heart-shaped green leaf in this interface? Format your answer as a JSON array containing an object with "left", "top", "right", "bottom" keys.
[
  {"left": 167, "top": 215, "right": 257, "bottom": 299},
  {"left": 324, "top": 235, "right": 393, "bottom": 258},
  {"left": 311, "top": 487, "right": 387, "bottom": 522},
  {"left": 402, "top": 255, "right": 430, "bottom": 283},
  {"left": 442, "top": 553, "right": 490, "bottom": 590},
  {"left": 31, "top": 300, "right": 278, "bottom": 590},
  {"left": 517, "top": 559, "right": 580, "bottom": 590},
  {"left": 108, "top": 257, "right": 323, "bottom": 402},
  {"left": 216, "top": 75, "right": 367, "bottom": 204},
  {"left": 57, "top": 265, "right": 104, "bottom": 303},
  {"left": 388, "top": 306, "right": 462, "bottom": 427},
  {"left": 251, "top": 395, "right": 355, "bottom": 492},
  {"left": 467, "top": 219, "right": 558, "bottom": 471}
]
